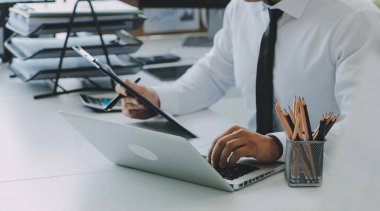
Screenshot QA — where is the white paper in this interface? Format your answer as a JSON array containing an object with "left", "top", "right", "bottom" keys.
[
  {"left": 11, "top": 35, "right": 117, "bottom": 57},
  {"left": 0, "top": 27, "right": 3, "bottom": 55},
  {"left": 143, "top": 8, "right": 200, "bottom": 33}
]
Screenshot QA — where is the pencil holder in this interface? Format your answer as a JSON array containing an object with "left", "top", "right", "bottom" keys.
[{"left": 285, "top": 138, "right": 325, "bottom": 187}]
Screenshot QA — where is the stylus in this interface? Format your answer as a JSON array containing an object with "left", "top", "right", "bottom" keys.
[{"left": 105, "top": 77, "right": 141, "bottom": 111}]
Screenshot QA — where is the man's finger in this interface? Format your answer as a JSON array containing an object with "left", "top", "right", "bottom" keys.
[
  {"left": 219, "top": 139, "right": 245, "bottom": 168},
  {"left": 115, "top": 84, "right": 127, "bottom": 96},
  {"left": 123, "top": 96, "right": 141, "bottom": 106},
  {"left": 124, "top": 103, "right": 145, "bottom": 110},
  {"left": 122, "top": 107, "right": 131, "bottom": 117},
  {"left": 215, "top": 125, "right": 242, "bottom": 141},
  {"left": 208, "top": 125, "right": 242, "bottom": 163},
  {"left": 228, "top": 147, "right": 249, "bottom": 168},
  {"left": 215, "top": 129, "right": 246, "bottom": 146},
  {"left": 210, "top": 139, "right": 227, "bottom": 167}
]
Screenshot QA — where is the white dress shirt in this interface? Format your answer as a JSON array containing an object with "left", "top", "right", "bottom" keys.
[{"left": 152, "top": 0, "right": 380, "bottom": 161}]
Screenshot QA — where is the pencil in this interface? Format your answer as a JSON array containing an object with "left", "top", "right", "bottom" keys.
[
  {"left": 294, "top": 97, "right": 299, "bottom": 121},
  {"left": 301, "top": 98, "right": 313, "bottom": 141},
  {"left": 285, "top": 111, "right": 296, "bottom": 134},
  {"left": 293, "top": 96, "right": 297, "bottom": 116},
  {"left": 313, "top": 128, "right": 319, "bottom": 140},
  {"left": 297, "top": 100, "right": 305, "bottom": 138},
  {"left": 290, "top": 107, "right": 304, "bottom": 140},
  {"left": 316, "top": 115, "right": 327, "bottom": 141},
  {"left": 324, "top": 114, "right": 340, "bottom": 138},
  {"left": 292, "top": 114, "right": 301, "bottom": 140},
  {"left": 274, "top": 102, "right": 293, "bottom": 138},
  {"left": 289, "top": 107, "right": 295, "bottom": 123},
  {"left": 298, "top": 101, "right": 316, "bottom": 177}
]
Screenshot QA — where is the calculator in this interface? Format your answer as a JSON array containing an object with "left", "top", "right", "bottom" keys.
[{"left": 79, "top": 94, "right": 122, "bottom": 112}]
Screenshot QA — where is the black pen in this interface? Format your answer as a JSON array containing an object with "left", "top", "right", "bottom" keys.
[{"left": 105, "top": 77, "right": 141, "bottom": 111}]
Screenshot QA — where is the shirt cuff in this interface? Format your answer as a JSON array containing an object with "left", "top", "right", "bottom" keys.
[
  {"left": 266, "top": 132, "right": 287, "bottom": 162},
  {"left": 150, "top": 84, "right": 180, "bottom": 114}
]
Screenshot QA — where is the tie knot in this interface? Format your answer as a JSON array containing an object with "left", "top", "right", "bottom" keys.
[{"left": 268, "top": 9, "right": 283, "bottom": 23}]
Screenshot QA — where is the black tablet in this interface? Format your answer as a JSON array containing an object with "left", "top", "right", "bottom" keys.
[
  {"left": 144, "top": 65, "right": 191, "bottom": 81},
  {"left": 72, "top": 46, "right": 197, "bottom": 139}
]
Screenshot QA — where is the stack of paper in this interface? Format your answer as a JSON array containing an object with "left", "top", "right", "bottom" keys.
[
  {"left": 7, "top": 0, "right": 142, "bottom": 35},
  {"left": 9, "top": 55, "right": 142, "bottom": 81},
  {"left": 5, "top": 33, "right": 141, "bottom": 59},
  {"left": 10, "top": 35, "right": 118, "bottom": 58}
]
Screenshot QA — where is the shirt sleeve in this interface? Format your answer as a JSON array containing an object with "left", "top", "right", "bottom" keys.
[
  {"left": 267, "top": 132, "right": 287, "bottom": 162},
  {"left": 325, "top": 10, "right": 380, "bottom": 158},
  {"left": 151, "top": 2, "right": 236, "bottom": 115}
]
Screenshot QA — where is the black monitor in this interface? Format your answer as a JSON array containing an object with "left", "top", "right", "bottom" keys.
[
  {"left": 139, "top": 0, "right": 230, "bottom": 47},
  {"left": 139, "top": 0, "right": 230, "bottom": 8}
]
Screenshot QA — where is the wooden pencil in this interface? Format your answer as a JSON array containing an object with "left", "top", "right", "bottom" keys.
[
  {"left": 289, "top": 107, "right": 295, "bottom": 123},
  {"left": 285, "top": 110, "right": 302, "bottom": 140},
  {"left": 316, "top": 115, "right": 327, "bottom": 141},
  {"left": 313, "top": 128, "right": 319, "bottom": 140},
  {"left": 274, "top": 102, "right": 293, "bottom": 138},
  {"left": 299, "top": 108, "right": 316, "bottom": 177},
  {"left": 301, "top": 98, "right": 313, "bottom": 141},
  {"left": 324, "top": 114, "right": 340, "bottom": 138},
  {"left": 286, "top": 108, "right": 303, "bottom": 140},
  {"left": 292, "top": 114, "right": 301, "bottom": 140}
]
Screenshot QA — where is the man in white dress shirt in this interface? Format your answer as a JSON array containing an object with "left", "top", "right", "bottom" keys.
[{"left": 116, "top": 0, "right": 380, "bottom": 168}]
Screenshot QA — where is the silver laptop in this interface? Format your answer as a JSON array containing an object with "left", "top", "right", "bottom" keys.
[{"left": 62, "top": 112, "right": 284, "bottom": 192}]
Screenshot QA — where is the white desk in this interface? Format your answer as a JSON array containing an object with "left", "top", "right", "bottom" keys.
[{"left": 0, "top": 35, "right": 332, "bottom": 211}]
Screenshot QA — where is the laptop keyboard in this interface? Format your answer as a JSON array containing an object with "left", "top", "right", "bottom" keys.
[
  {"left": 201, "top": 156, "right": 258, "bottom": 180},
  {"left": 214, "top": 164, "right": 259, "bottom": 180}
]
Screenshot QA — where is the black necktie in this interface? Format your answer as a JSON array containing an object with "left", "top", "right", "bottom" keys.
[{"left": 256, "top": 9, "right": 283, "bottom": 134}]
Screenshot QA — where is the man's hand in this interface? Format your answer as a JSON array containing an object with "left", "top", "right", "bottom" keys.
[
  {"left": 115, "top": 78, "right": 160, "bottom": 119},
  {"left": 207, "top": 125, "right": 281, "bottom": 168}
]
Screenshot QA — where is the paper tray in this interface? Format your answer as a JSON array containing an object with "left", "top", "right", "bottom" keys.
[
  {"left": 9, "top": 55, "right": 142, "bottom": 81},
  {"left": 6, "top": 14, "right": 145, "bottom": 36},
  {"left": 5, "top": 31, "right": 142, "bottom": 60}
]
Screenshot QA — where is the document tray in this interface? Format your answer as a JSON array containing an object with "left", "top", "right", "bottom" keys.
[
  {"left": 6, "top": 14, "right": 145, "bottom": 36},
  {"left": 5, "top": 31, "right": 142, "bottom": 60},
  {"left": 9, "top": 55, "right": 142, "bottom": 81}
]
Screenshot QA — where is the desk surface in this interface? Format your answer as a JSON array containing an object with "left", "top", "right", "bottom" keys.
[{"left": 0, "top": 35, "right": 332, "bottom": 211}]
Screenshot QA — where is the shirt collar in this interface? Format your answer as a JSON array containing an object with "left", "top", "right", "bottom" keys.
[{"left": 262, "top": 0, "right": 310, "bottom": 19}]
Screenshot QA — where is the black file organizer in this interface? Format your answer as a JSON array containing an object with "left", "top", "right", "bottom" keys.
[{"left": 6, "top": 0, "right": 145, "bottom": 99}]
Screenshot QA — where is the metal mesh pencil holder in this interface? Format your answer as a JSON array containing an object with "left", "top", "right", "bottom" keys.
[{"left": 285, "top": 138, "right": 325, "bottom": 187}]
